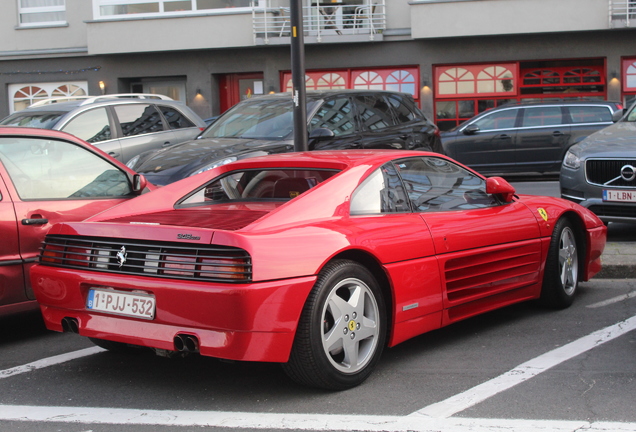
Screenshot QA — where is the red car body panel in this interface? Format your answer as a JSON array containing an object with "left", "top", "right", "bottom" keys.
[
  {"left": 0, "top": 127, "right": 153, "bottom": 316},
  {"left": 30, "top": 150, "right": 607, "bottom": 362}
]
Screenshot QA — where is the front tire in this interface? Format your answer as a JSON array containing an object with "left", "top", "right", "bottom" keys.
[
  {"left": 540, "top": 218, "right": 579, "bottom": 309},
  {"left": 283, "top": 260, "right": 387, "bottom": 390}
]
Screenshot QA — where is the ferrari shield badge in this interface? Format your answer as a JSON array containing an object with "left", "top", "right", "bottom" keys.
[{"left": 538, "top": 208, "right": 548, "bottom": 222}]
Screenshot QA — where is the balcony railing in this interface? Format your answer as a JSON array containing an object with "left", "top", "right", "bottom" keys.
[
  {"left": 252, "top": 0, "right": 385, "bottom": 44},
  {"left": 609, "top": 0, "right": 636, "bottom": 27}
]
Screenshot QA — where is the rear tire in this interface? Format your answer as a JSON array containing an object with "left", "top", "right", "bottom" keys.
[
  {"left": 540, "top": 218, "right": 579, "bottom": 309},
  {"left": 282, "top": 260, "right": 387, "bottom": 390}
]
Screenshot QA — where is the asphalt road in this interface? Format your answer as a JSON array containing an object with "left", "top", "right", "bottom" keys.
[{"left": 1, "top": 283, "right": 635, "bottom": 431}]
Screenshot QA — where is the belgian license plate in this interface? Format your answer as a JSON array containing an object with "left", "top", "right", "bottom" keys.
[
  {"left": 603, "top": 190, "right": 636, "bottom": 203},
  {"left": 87, "top": 288, "right": 156, "bottom": 320}
]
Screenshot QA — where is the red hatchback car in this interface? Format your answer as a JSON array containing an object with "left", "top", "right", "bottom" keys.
[
  {"left": 0, "top": 127, "right": 152, "bottom": 317},
  {"left": 30, "top": 150, "right": 606, "bottom": 389}
]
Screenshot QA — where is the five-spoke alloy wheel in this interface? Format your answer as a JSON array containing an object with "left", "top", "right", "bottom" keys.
[
  {"left": 283, "top": 260, "right": 387, "bottom": 390},
  {"left": 541, "top": 217, "right": 580, "bottom": 309}
]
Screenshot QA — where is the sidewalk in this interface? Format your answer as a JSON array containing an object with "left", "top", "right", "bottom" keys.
[{"left": 596, "top": 242, "right": 636, "bottom": 279}]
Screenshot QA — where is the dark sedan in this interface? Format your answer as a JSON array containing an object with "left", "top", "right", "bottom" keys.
[
  {"left": 127, "top": 90, "right": 442, "bottom": 185},
  {"left": 441, "top": 100, "right": 622, "bottom": 175}
]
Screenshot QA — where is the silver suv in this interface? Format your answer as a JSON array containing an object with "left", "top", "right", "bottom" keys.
[
  {"left": 560, "top": 102, "right": 636, "bottom": 224},
  {"left": 0, "top": 94, "right": 206, "bottom": 164}
]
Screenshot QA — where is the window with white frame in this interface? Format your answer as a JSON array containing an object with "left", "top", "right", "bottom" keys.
[
  {"left": 18, "top": 0, "right": 66, "bottom": 27},
  {"left": 8, "top": 81, "right": 88, "bottom": 113},
  {"left": 94, "top": 0, "right": 264, "bottom": 19}
]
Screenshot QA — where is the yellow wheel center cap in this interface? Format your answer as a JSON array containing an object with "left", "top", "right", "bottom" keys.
[{"left": 348, "top": 320, "right": 356, "bottom": 331}]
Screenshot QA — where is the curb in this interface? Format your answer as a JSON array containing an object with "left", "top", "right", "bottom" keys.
[
  {"left": 595, "top": 242, "right": 636, "bottom": 279},
  {"left": 595, "top": 264, "right": 636, "bottom": 279}
]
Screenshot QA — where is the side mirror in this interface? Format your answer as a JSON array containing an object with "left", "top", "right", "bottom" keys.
[
  {"left": 309, "top": 127, "right": 335, "bottom": 141},
  {"left": 486, "top": 176, "right": 515, "bottom": 203},
  {"left": 612, "top": 109, "right": 625, "bottom": 123},
  {"left": 463, "top": 125, "right": 480, "bottom": 135},
  {"left": 132, "top": 174, "right": 148, "bottom": 194}
]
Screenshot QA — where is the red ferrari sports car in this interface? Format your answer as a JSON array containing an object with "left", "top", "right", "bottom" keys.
[{"left": 30, "top": 150, "right": 606, "bottom": 390}]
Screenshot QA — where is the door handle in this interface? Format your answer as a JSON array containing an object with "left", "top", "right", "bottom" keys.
[
  {"left": 108, "top": 151, "right": 121, "bottom": 158},
  {"left": 22, "top": 218, "right": 48, "bottom": 225},
  {"left": 162, "top": 141, "right": 172, "bottom": 147},
  {"left": 552, "top": 131, "right": 564, "bottom": 136},
  {"left": 495, "top": 134, "right": 511, "bottom": 139}
]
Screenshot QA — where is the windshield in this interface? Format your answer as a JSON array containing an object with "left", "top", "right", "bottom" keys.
[
  {"left": 0, "top": 112, "right": 65, "bottom": 129},
  {"left": 200, "top": 98, "right": 295, "bottom": 140}
]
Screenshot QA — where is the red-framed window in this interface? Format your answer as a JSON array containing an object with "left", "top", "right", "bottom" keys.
[
  {"left": 623, "top": 58, "right": 636, "bottom": 107},
  {"left": 281, "top": 67, "right": 420, "bottom": 102},
  {"left": 519, "top": 65, "right": 605, "bottom": 99},
  {"left": 435, "top": 63, "right": 517, "bottom": 99},
  {"left": 433, "top": 60, "right": 608, "bottom": 130}
]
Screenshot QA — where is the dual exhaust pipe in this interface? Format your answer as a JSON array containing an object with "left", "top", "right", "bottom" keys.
[
  {"left": 174, "top": 333, "right": 199, "bottom": 353},
  {"left": 62, "top": 317, "right": 199, "bottom": 355},
  {"left": 61, "top": 317, "right": 79, "bottom": 334}
]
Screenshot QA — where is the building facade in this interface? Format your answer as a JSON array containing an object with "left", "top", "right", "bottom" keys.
[{"left": 3, "top": 0, "right": 636, "bottom": 129}]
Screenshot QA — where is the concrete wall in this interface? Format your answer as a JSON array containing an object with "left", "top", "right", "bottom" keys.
[
  {"left": 0, "top": 0, "right": 89, "bottom": 55},
  {"left": 86, "top": 12, "right": 255, "bottom": 55},
  {"left": 1, "top": 27, "right": 635, "bottom": 119},
  {"left": 410, "top": 0, "right": 609, "bottom": 39}
]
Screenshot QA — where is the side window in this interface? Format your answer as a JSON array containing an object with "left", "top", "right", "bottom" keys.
[
  {"left": 354, "top": 95, "right": 398, "bottom": 131},
  {"left": 396, "top": 157, "right": 498, "bottom": 212},
  {"left": 350, "top": 163, "right": 409, "bottom": 215},
  {"left": 309, "top": 97, "right": 356, "bottom": 136},
  {"left": 387, "top": 95, "right": 420, "bottom": 123},
  {"left": 113, "top": 104, "right": 164, "bottom": 137},
  {"left": 0, "top": 137, "right": 131, "bottom": 200},
  {"left": 521, "top": 107, "right": 563, "bottom": 127},
  {"left": 472, "top": 109, "right": 517, "bottom": 131},
  {"left": 62, "top": 108, "right": 111, "bottom": 143},
  {"left": 159, "top": 105, "right": 196, "bottom": 129},
  {"left": 567, "top": 106, "right": 612, "bottom": 124}
]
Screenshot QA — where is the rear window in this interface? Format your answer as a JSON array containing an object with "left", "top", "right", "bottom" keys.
[
  {"left": 568, "top": 106, "right": 612, "bottom": 124},
  {"left": 178, "top": 168, "right": 339, "bottom": 207},
  {"left": 0, "top": 112, "right": 64, "bottom": 129}
]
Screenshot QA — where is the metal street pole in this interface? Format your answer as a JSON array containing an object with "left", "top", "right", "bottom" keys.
[{"left": 289, "top": 0, "right": 308, "bottom": 152}]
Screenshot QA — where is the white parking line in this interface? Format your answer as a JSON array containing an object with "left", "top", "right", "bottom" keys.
[
  {"left": 0, "top": 404, "right": 635, "bottom": 432},
  {"left": 408, "top": 315, "right": 636, "bottom": 419},
  {"left": 0, "top": 347, "right": 104, "bottom": 380},
  {"left": 587, "top": 291, "right": 636, "bottom": 308},
  {"left": 0, "top": 317, "right": 635, "bottom": 431}
]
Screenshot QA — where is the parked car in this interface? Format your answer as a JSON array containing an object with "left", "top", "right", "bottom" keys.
[
  {"left": 560, "top": 102, "right": 636, "bottom": 224},
  {"left": 126, "top": 90, "right": 442, "bottom": 185},
  {"left": 0, "top": 94, "right": 206, "bottom": 164},
  {"left": 441, "top": 100, "right": 623, "bottom": 175},
  {"left": 0, "top": 126, "right": 153, "bottom": 317},
  {"left": 31, "top": 150, "right": 605, "bottom": 390}
]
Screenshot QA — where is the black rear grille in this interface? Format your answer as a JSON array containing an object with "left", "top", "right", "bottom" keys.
[
  {"left": 39, "top": 235, "right": 252, "bottom": 283},
  {"left": 586, "top": 159, "right": 636, "bottom": 187}
]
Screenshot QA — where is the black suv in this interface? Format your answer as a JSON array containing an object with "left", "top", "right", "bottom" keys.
[
  {"left": 441, "top": 100, "right": 622, "bottom": 175},
  {"left": 127, "top": 90, "right": 441, "bottom": 185}
]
